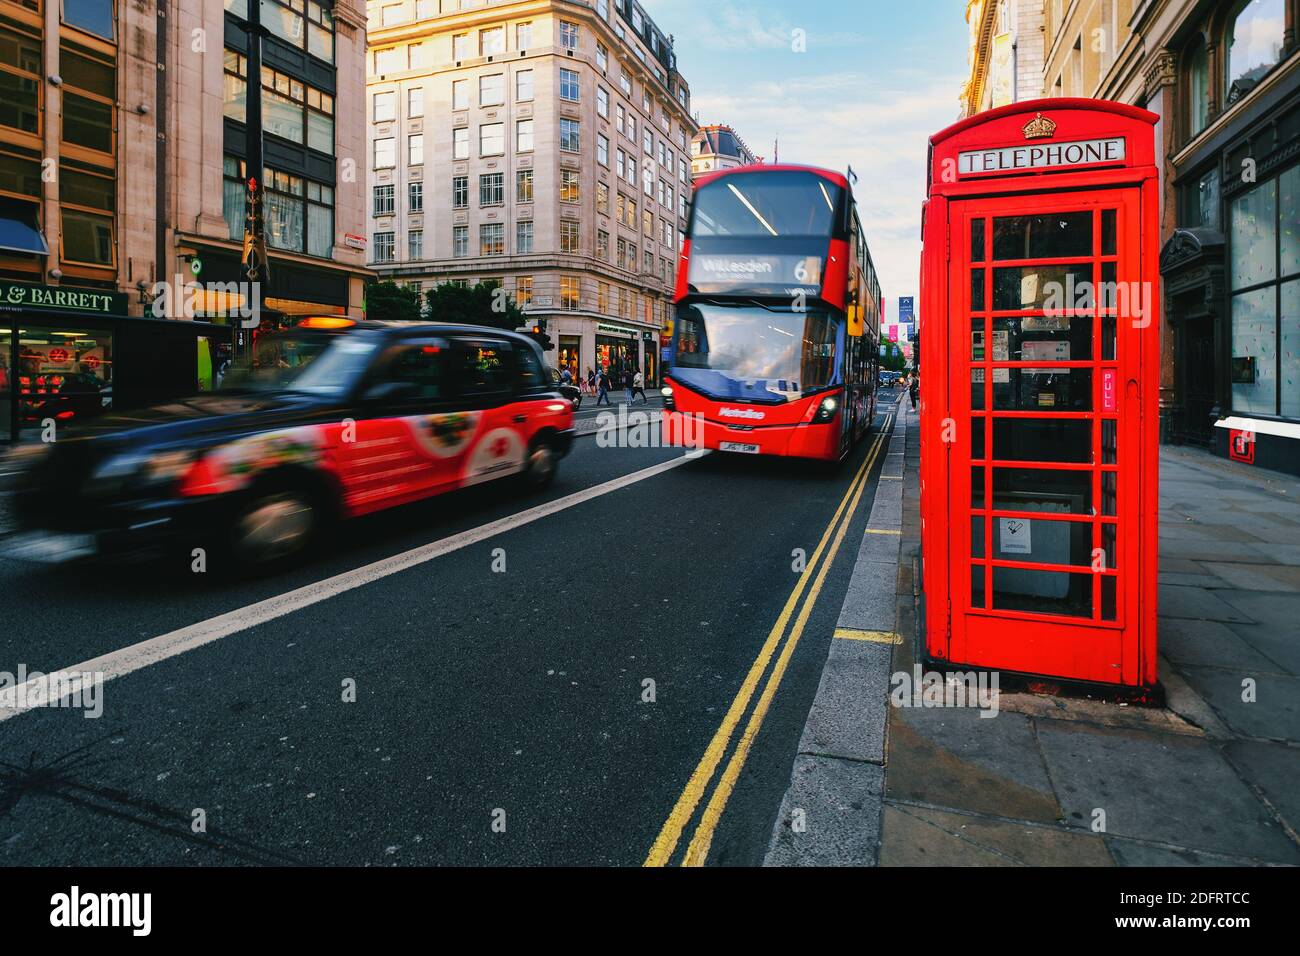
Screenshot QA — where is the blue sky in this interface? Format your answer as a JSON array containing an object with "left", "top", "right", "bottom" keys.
[{"left": 643, "top": 0, "right": 971, "bottom": 324}]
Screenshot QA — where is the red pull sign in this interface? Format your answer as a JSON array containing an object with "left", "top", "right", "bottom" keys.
[{"left": 1101, "top": 369, "right": 1117, "bottom": 412}]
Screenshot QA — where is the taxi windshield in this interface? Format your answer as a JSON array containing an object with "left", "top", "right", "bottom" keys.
[{"left": 287, "top": 336, "right": 380, "bottom": 396}]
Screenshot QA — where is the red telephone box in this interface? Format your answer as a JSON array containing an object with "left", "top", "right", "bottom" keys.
[{"left": 919, "top": 99, "right": 1160, "bottom": 689}]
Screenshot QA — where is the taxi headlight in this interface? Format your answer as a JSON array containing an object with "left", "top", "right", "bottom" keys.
[
  {"left": 1, "top": 441, "right": 55, "bottom": 473},
  {"left": 91, "top": 449, "right": 195, "bottom": 489}
]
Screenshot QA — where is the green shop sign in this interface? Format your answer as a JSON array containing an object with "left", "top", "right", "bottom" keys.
[{"left": 0, "top": 280, "right": 128, "bottom": 317}]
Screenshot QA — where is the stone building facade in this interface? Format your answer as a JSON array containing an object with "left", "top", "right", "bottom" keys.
[{"left": 365, "top": 0, "right": 697, "bottom": 385}]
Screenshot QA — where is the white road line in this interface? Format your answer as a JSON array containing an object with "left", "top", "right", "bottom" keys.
[{"left": 0, "top": 450, "right": 706, "bottom": 722}]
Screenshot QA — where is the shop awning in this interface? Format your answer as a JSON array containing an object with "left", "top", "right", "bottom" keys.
[{"left": 0, "top": 200, "right": 49, "bottom": 255}]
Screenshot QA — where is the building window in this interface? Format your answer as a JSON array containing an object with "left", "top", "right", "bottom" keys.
[
  {"left": 597, "top": 181, "right": 609, "bottom": 215},
  {"left": 560, "top": 68, "right": 580, "bottom": 102},
  {"left": 61, "top": 47, "right": 115, "bottom": 155},
  {"left": 516, "top": 22, "right": 533, "bottom": 50},
  {"left": 373, "top": 91, "right": 396, "bottom": 123},
  {"left": 374, "top": 137, "right": 395, "bottom": 168},
  {"left": 597, "top": 229, "right": 609, "bottom": 260},
  {"left": 453, "top": 127, "right": 469, "bottom": 160},
  {"left": 561, "top": 275, "right": 580, "bottom": 310},
  {"left": 453, "top": 78, "right": 468, "bottom": 110},
  {"left": 408, "top": 133, "right": 424, "bottom": 166},
  {"left": 373, "top": 231, "right": 395, "bottom": 263},
  {"left": 596, "top": 42, "right": 608, "bottom": 74},
  {"left": 597, "top": 87, "right": 609, "bottom": 119},
  {"left": 560, "top": 118, "right": 580, "bottom": 153},
  {"left": 480, "top": 26, "right": 505, "bottom": 57},
  {"left": 1225, "top": 0, "right": 1285, "bottom": 105},
  {"left": 222, "top": 50, "right": 247, "bottom": 125},
  {"left": 516, "top": 69, "right": 534, "bottom": 102},
  {"left": 560, "top": 20, "right": 578, "bottom": 51},
  {"left": 408, "top": 229, "right": 423, "bottom": 260},
  {"left": 481, "top": 222, "right": 505, "bottom": 256},
  {"left": 480, "top": 122, "right": 505, "bottom": 156},
  {"left": 480, "top": 73, "right": 505, "bottom": 107},
  {"left": 597, "top": 134, "right": 609, "bottom": 167},
  {"left": 517, "top": 169, "right": 534, "bottom": 204},
  {"left": 409, "top": 181, "right": 423, "bottom": 212},
  {"left": 620, "top": 71, "right": 631, "bottom": 96},
  {"left": 517, "top": 220, "right": 534, "bottom": 254},
  {"left": 597, "top": 281, "right": 610, "bottom": 313},
  {"left": 561, "top": 220, "right": 580, "bottom": 254},
  {"left": 373, "top": 184, "right": 395, "bottom": 216},
  {"left": 1229, "top": 165, "right": 1300, "bottom": 418},
  {"left": 480, "top": 172, "right": 504, "bottom": 206},
  {"left": 453, "top": 224, "right": 468, "bottom": 257},
  {"left": 408, "top": 87, "right": 424, "bottom": 119},
  {"left": 516, "top": 276, "right": 533, "bottom": 307},
  {"left": 452, "top": 33, "right": 468, "bottom": 61},
  {"left": 561, "top": 169, "right": 580, "bottom": 204},
  {"left": 58, "top": 164, "right": 114, "bottom": 267},
  {"left": 517, "top": 118, "right": 534, "bottom": 152},
  {"left": 63, "top": 0, "right": 116, "bottom": 41},
  {"left": 452, "top": 175, "right": 468, "bottom": 209}
]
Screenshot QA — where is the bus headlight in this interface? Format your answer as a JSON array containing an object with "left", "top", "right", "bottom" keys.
[
  {"left": 813, "top": 396, "right": 839, "bottom": 424},
  {"left": 661, "top": 386, "right": 675, "bottom": 409}
]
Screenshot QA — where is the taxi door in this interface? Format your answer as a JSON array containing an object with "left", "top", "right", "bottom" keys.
[{"left": 330, "top": 336, "right": 465, "bottom": 515}]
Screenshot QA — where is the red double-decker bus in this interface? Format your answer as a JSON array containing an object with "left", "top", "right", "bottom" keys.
[{"left": 662, "top": 165, "right": 882, "bottom": 462}]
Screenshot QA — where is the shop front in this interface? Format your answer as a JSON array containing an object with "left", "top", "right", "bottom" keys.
[
  {"left": 1163, "top": 77, "right": 1300, "bottom": 475},
  {"left": 596, "top": 324, "right": 640, "bottom": 382},
  {"left": 1, "top": 280, "right": 230, "bottom": 443}
]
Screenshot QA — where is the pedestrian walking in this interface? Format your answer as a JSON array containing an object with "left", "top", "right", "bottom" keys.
[
  {"left": 632, "top": 370, "right": 648, "bottom": 405},
  {"left": 624, "top": 368, "right": 635, "bottom": 404},
  {"left": 561, "top": 366, "right": 572, "bottom": 386},
  {"left": 908, "top": 372, "right": 919, "bottom": 411},
  {"left": 596, "top": 368, "right": 611, "bottom": 406}
]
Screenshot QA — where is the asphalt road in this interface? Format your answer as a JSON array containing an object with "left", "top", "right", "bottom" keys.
[{"left": 0, "top": 392, "right": 902, "bottom": 866}]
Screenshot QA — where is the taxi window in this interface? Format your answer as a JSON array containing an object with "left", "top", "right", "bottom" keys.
[
  {"left": 451, "top": 339, "right": 512, "bottom": 397},
  {"left": 515, "top": 345, "right": 547, "bottom": 388},
  {"left": 378, "top": 341, "right": 447, "bottom": 399}
]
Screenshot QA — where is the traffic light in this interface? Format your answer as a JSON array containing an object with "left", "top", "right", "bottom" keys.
[{"left": 524, "top": 317, "right": 554, "bottom": 353}]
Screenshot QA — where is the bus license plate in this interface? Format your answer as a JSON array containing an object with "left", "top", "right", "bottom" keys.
[{"left": 720, "top": 442, "right": 760, "bottom": 455}]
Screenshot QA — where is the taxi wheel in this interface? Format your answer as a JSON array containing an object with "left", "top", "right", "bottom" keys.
[
  {"left": 229, "top": 489, "right": 318, "bottom": 568},
  {"left": 522, "top": 438, "right": 557, "bottom": 491}
]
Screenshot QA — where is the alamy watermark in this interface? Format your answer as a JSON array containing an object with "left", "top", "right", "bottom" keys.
[
  {"left": 890, "top": 665, "right": 1000, "bottom": 718},
  {"left": 595, "top": 406, "right": 704, "bottom": 449},
  {"left": 0, "top": 665, "right": 104, "bottom": 718},
  {"left": 150, "top": 276, "right": 262, "bottom": 328}
]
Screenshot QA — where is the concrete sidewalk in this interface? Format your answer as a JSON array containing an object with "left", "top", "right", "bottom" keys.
[{"left": 767, "top": 405, "right": 1300, "bottom": 867}]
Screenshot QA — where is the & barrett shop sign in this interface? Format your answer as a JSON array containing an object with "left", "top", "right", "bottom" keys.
[{"left": 0, "top": 280, "right": 128, "bottom": 317}]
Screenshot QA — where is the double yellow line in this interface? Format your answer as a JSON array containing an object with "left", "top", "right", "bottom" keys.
[{"left": 644, "top": 415, "right": 893, "bottom": 867}]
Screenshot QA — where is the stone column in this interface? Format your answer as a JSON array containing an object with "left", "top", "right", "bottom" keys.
[{"left": 1144, "top": 50, "right": 1180, "bottom": 441}]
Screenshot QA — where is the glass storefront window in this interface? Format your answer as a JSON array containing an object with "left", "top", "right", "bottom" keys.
[
  {"left": 1281, "top": 165, "right": 1299, "bottom": 278},
  {"left": 1231, "top": 286, "right": 1277, "bottom": 415},
  {"left": 1281, "top": 280, "right": 1300, "bottom": 420},
  {"left": 1231, "top": 178, "right": 1276, "bottom": 289},
  {"left": 16, "top": 328, "right": 113, "bottom": 430},
  {"left": 1229, "top": 166, "right": 1299, "bottom": 419}
]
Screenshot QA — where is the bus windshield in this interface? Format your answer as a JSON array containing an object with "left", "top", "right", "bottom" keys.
[
  {"left": 673, "top": 303, "right": 840, "bottom": 404},
  {"left": 691, "top": 171, "right": 844, "bottom": 239}
]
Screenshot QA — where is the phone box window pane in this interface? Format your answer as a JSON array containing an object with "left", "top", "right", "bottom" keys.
[{"left": 993, "top": 212, "right": 1092, "bottom": 260}]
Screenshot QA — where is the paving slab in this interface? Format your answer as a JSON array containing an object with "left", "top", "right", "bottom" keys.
[
  {"left": 880, "top": 804, "right": 1113, "bottom": 867},
  {"left": 885, "top": 707, "right": 1061, "bottom": 824},
  {"left": 1158, "top": 617, "right": 1282, "bottom": 672},
  {"left": 1226, "top": 621, "right": 1300, "bottom": 676},
  {"left": 1200, "top": 561, "right": 1300, "bottom": 593},
  {"left": 1216, "top": 590, "right": 1300, "bottom": 633},
  {"left": 1177, "top": 666, "right": 1300, "bottom": 742},
  {"left": 1035, "top": 722, "right": 1300, "bottom": 864},
  {"left": 1157, "top": 584, "right": 1256, "bottom": 623},
  {"left": 1103, "top": 840, "right": 1249, "bottom": 867},
  {"left": 1223, "top": 739, "right": 1300, "bottom": 838},
  {"left": 763, "top": 755, "right": 884, "bottom": 867}
]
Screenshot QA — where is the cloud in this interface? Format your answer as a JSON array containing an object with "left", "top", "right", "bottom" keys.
[{"left": 691, "top": 73, "right": 964, "bottom": 310}]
